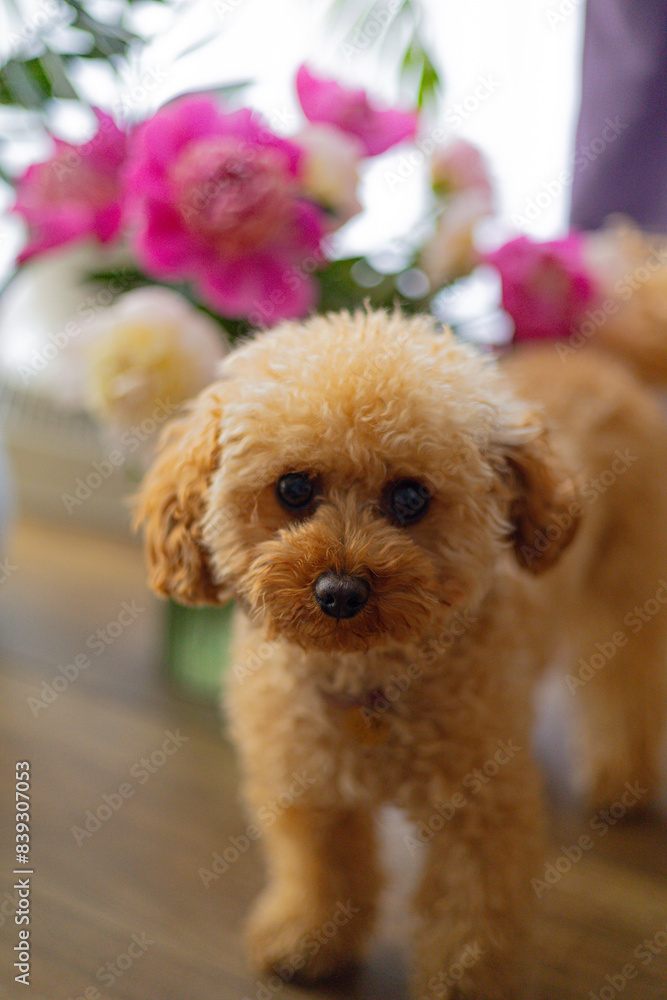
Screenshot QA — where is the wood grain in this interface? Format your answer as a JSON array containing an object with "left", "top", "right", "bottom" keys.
[{"left": 1, "top": 519, "right": 666, "bottom": 999}]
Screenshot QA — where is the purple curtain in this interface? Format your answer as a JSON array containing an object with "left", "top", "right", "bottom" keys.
[{"left": 570, "top": 0, "right": 667, "bottom": 232}]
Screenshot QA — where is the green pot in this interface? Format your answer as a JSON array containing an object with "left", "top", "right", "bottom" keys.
[{"left": 164, "top": 599, "right": 235, "bottom": 699}]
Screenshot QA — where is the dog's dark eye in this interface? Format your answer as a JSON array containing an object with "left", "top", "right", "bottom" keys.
[
  {"left": 387, "top": 479, "right": 431, "bottom": 525},
  {"left": 277, "top": 472, "right": 315, "bottom": 511}
]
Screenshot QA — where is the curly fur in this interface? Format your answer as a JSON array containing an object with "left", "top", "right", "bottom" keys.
[{"left": 134, "top": 310, "right": 667, "bottom": 999}]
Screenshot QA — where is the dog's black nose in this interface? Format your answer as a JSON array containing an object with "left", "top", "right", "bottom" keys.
[{"left": 314, "top": 572, "right": 370, "bottom": 619}]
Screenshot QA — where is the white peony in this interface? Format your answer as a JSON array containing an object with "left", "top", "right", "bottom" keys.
[
  {"left": 419, "top": 190, "right": 492, "bottom": 290},
  {"left": 293, "top": 124, "right": 363, "bottom": 224},
  {"left": 86, "top": 286, "right": 228, "bottom": 427}
]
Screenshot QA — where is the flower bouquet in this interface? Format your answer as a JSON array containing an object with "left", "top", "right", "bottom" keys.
[
  {"left": 7, "top": 65, "right": 503, "bottom": 429},
  {"left": 5, "top": 51, "right": 504, "bottom": 694},
  {"left": 8, "top": 30, "right": 667, "bottom": 695},
  {"left": 484, "top": 222, "right": 667, "bottom": 386}
]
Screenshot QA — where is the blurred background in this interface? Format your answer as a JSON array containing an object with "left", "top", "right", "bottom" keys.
[
  {"left": 2, "top": 2, "right": 667, "bottom": 999},
  {"left": 0, "top": 0, "right": 585, "bottom": 552}
]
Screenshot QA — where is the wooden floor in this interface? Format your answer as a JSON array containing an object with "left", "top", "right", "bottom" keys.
[{"left": 1, "top": 518, "right": 667, "bottom": 1000}]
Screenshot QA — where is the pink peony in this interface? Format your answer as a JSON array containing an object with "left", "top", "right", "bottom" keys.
[
  {"left": 484, "top": 233, "right": 599, "bottom": 342},
  {"left": 430, "top": 139, "right": 494, "bottom": 210},
  {"left": 13, "top": 109, "right": 127, "bottom": 263},
  {"left": 295, "top": 65, "right": 418, "bottom": 157},
  {"left": 123, "top": 96, "right": 327, "bottom": 321}
]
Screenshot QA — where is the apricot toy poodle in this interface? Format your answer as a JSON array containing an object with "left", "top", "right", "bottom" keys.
[{"left": 135, "top": 310, "right": 667, "bottom": 999}]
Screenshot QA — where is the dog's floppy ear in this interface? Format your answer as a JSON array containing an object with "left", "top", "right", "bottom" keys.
[
  {"left": 132, "top": 384, "right": 227, "bottom": 605},
  {"left": 493, "top": 413, "right": 581, "bottom": 574}
]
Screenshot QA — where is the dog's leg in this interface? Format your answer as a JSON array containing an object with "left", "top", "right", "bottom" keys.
[
  {"left": 245, "top": 804, "right": 381, "bottom": 982},
  {"left": 569, "top": 611, "right": 667, "bottom": 812},
  {"left": 410, "top": 763, "right": 543, "bottom": 1000}
]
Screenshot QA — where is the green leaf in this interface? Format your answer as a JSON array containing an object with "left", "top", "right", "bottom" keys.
[
  {"left": 65, "top": 1, "right": 140, "bottom": 58},
  {"left": 316, "top": 257, "right": 367, "bottom": 314},
  {"left": 416, "top": 49, "right": 441, "bottom": 108},
  {"left": 36, "top": 50, "right": 79, "bottom": 100},
  {"left": 326, "top": 0, "right": 442, "bottom": 110},
  {"left": 0, "top": 160, "right": 14, "bottom": 186},
  {"left": 85, "top": 266, "right": 155, "bottom": 291},
  {"left": 315, "top": 256, "right": 432, "bottom": 316},
  {"left": 0, "top": 57, "right": 52, "bottom": 106},
  {"left": 0, "top": 50, "right": 81, "bottom": 106}
]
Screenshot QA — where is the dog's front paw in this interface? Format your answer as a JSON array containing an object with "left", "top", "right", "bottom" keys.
[{"left": 245, "top": 889, "right": 361, "bottom": 983}]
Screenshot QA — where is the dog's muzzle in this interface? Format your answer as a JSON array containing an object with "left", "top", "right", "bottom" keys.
[{"left": 314, "top": 572, "right": 370, "bottom": 619}]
